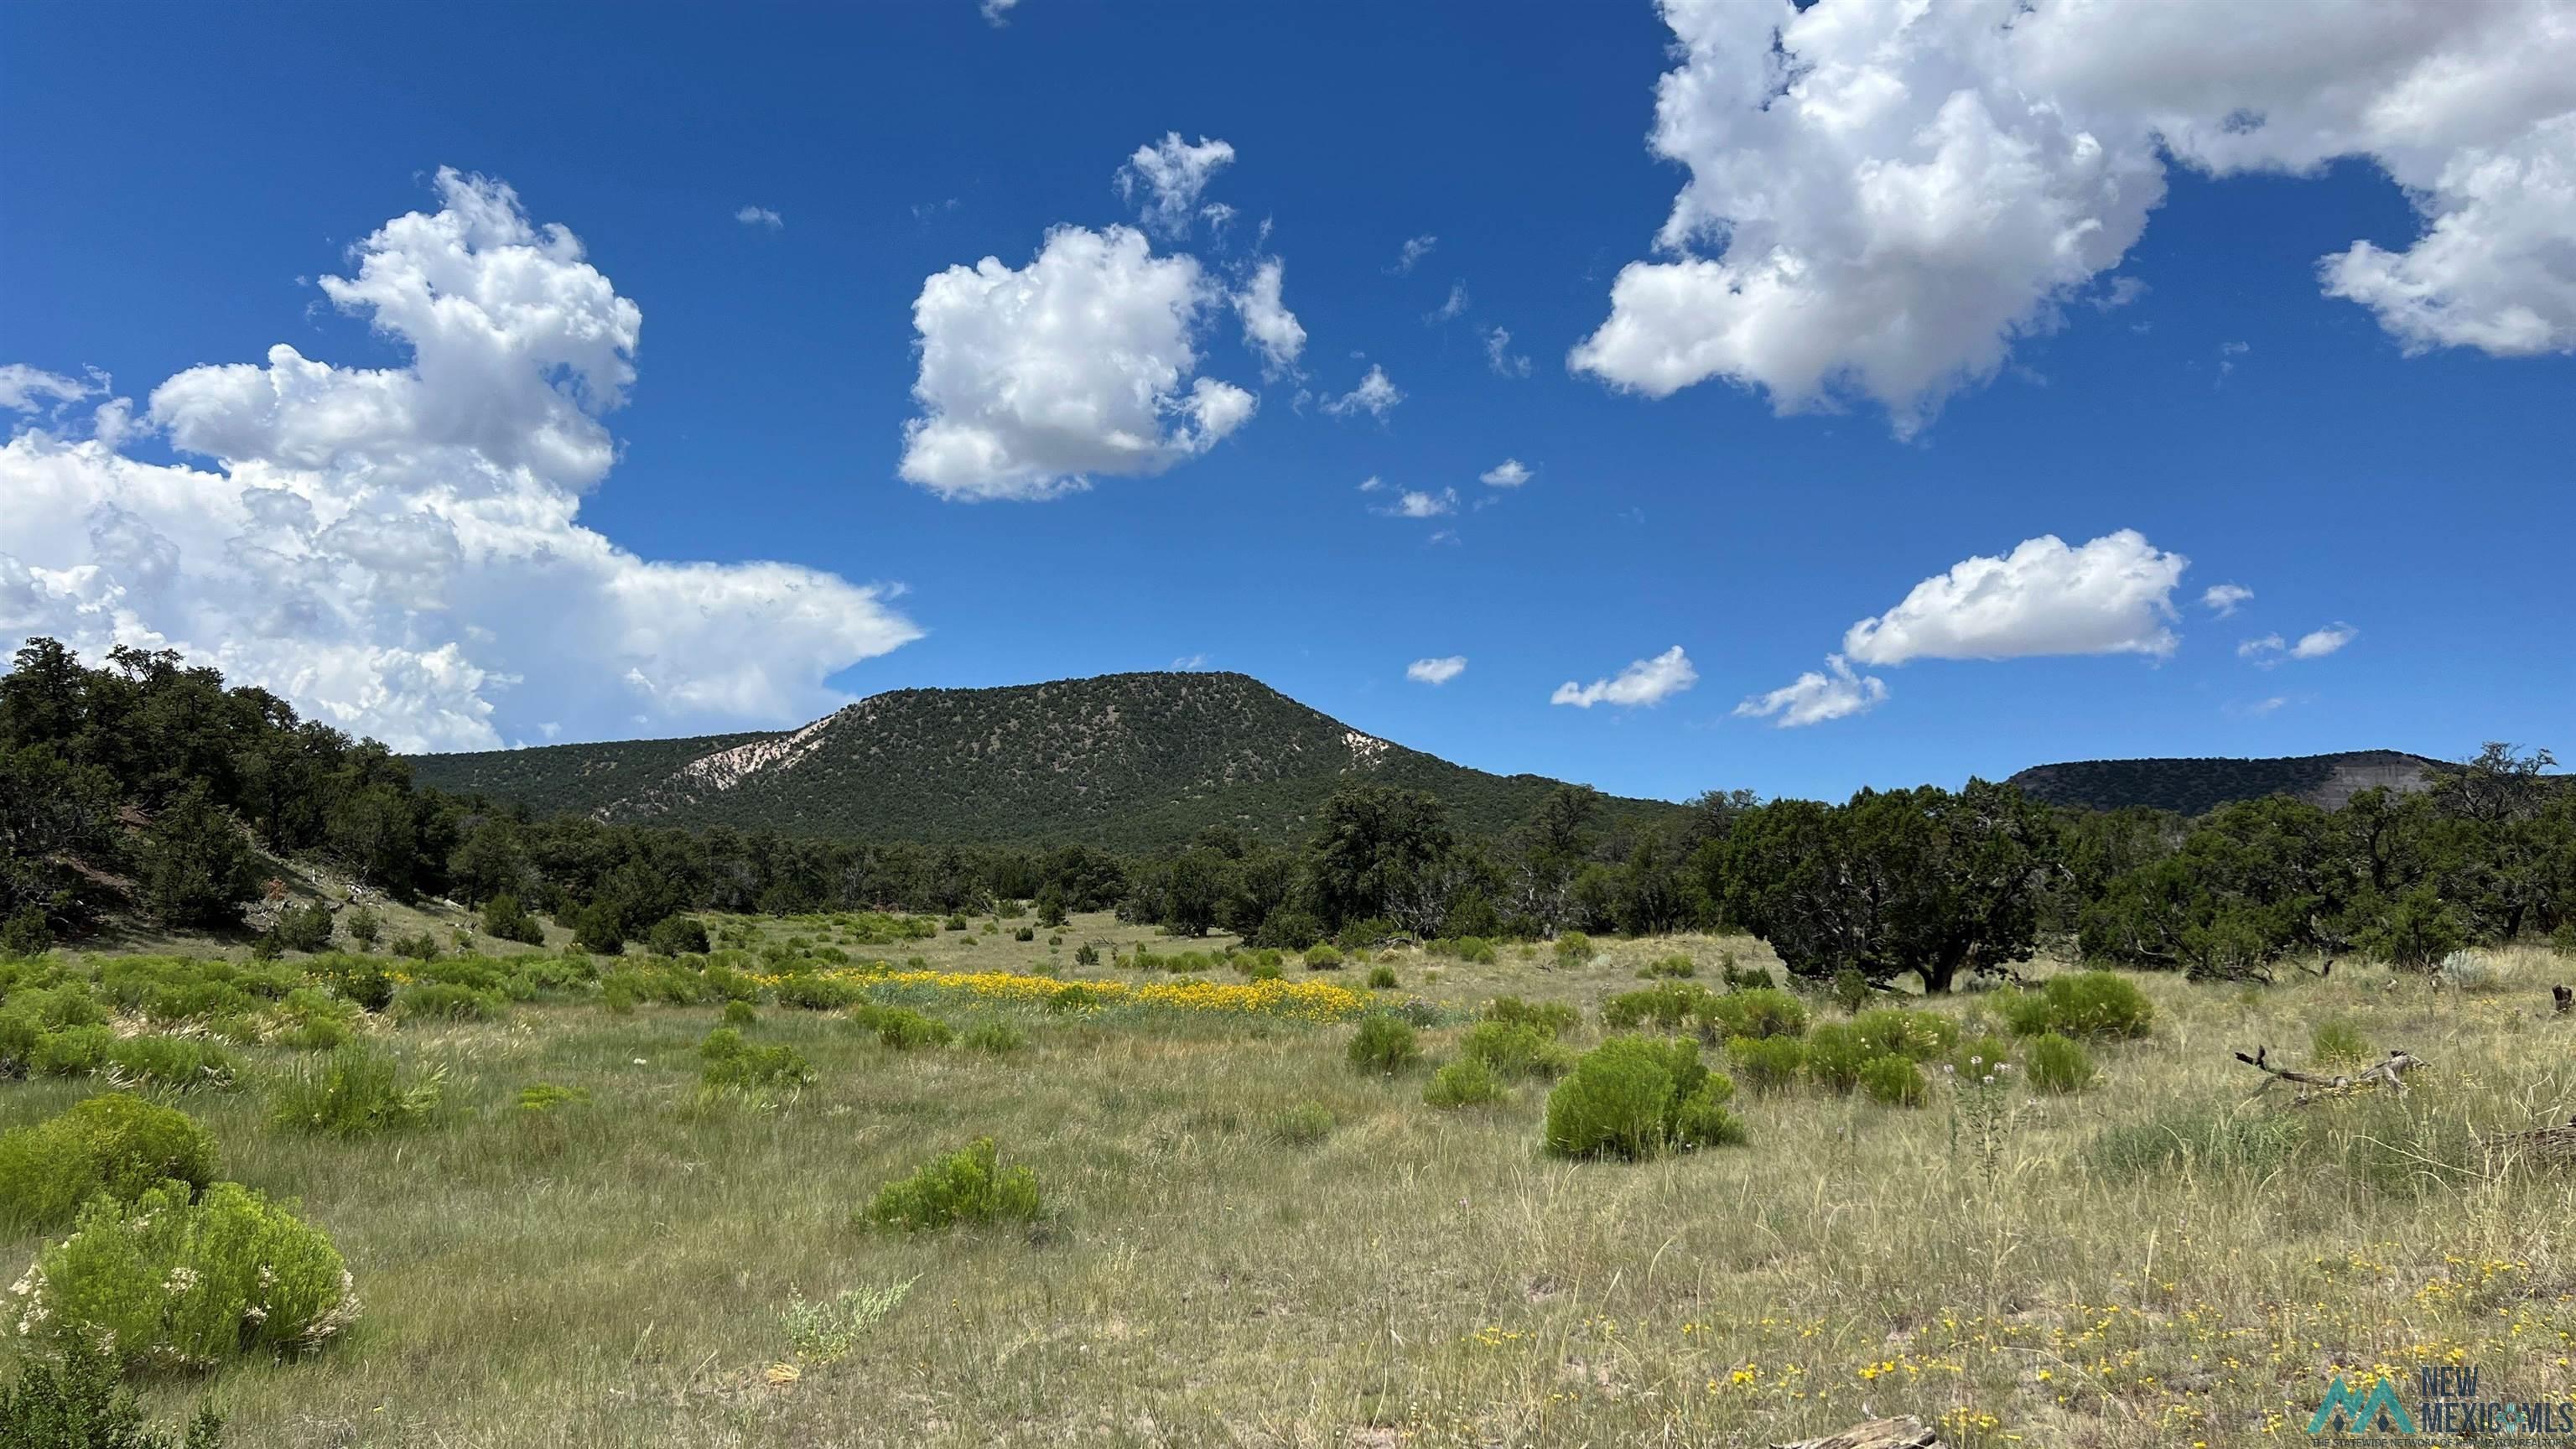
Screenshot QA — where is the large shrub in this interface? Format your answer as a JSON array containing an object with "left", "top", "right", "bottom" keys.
[
  {"left": 1857, "top": 1054, "right": 1929, "bottom": 1107},
  {"left": 1543, "top": 1036, "right": 1744, "bottom": 1160},
  {"left": 1302, "top": 943, "right": 1345, "bottom": 972},
  {"left": 1600, "top": 982, "right": 1716, "bottom": 1032},
  {"left": 2001, "top": 971, "right": 2153, "bottom": 1040},
  {"left": 645, "top": 917, "right": 711, "bottom": 957},
  {"left": 0, "top": 1094, "right": 218, "bottom": 1231},
  {"left": 1849, "top": 1007, "right": 1958, "bottom": 1062},
  {"left": 1552, "top": 932, "right": 1597, "bottom": 969},
  {"left": 480, "top": 895, "right": 547, "bottom": 947},
  {"left": 863, "top": 1137, "right": 1041, "bottom": 1232},
  {"left": 1482, "top": 996, "right": 1579, "bottom": 1038},
  {"left": 1804, "top": 1024, "right": 1871, "bottom": 1092},
  {"left": 0, "top": 1338, "right": 226, "bottom": 1448},
  {"left": 1347, "top": 1013, "right": 1421, "bottom": 1074},
  {"left": 1703, "top": 987, "right": 1809, "bottom": 1041},
  {"left": 16, "top": 1182, "right": 357, "bottom": 1369},
  {"left": 1725, "top": 1035, "right": 1808, "bottom": 1094}
]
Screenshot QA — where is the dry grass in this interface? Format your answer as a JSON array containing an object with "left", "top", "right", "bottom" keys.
[{"left": 4, "top": 920, "right": 2573, "bottom": 1447}]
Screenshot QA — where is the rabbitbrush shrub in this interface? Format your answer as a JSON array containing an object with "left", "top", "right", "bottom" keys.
[
  {"left": 1457, "top": 1020, "right": 1573, "bottom": 1079},
  {"left": 1857, "top": 1053, "right": 1929, "bottom": 1107},
  {"left": 1806, "top": 1026, "right": 1872, "bottom": 1092},
  {"left": 1725, "top": 1035, "right": 1807, "bottom": 1094},
  {"left": 1850, "top": 1007, "right": 1958, "bottom": 1062},
  {"left": 1702, "top": 986, "right": 1808, "bottom": 1041},
  {"left": 17, "top": 1181, "right": 356, "bottom": 1370},
  {"left": 2024, "top": 1032, "right": 2096, "bottom": 1094},
  {"left": 1543, "top": 1036, "right": 1743, "bottom": 1160},
  {"left": 1347, "top": 1013, "right": 1421, "bottom": 1074},
  {"left": 863, "top": 1137, "right": 1041, "bottom": 1232},
  {"left": 1551, "top": 932, "right": 1596, "bottom": 969},
  {"left": 2000, "top": 971, "right": 2153, "bottom": 1040},
  {"left": 1423, "top": 1057, "right": 1507, "bottom": 1109},
  {"left": 0, "top": 1094, "right": 218, "bottom": 1231},
  {"left": 1482, "top": 995, "right": 1579, "bottom": 1038}
]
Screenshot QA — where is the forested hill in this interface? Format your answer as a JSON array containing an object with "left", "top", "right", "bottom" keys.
[
  {"left": 2005, "top": 750, "right": 2447, "bottom": 816},
  {"left": 408, "top": 671, "right": 1688, "bottom": 849}
]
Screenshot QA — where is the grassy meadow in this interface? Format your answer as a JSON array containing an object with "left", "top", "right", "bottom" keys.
[{"left": 4, "top": 911, "right": 2573, "bottom": 1448}]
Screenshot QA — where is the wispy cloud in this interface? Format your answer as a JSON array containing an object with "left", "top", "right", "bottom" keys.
[
  {"left": 735, "top": 205, "right": 784, "bottom": 230},
  {"left": 1406, "top": 656, "right": 1467, "bottom": 685}
]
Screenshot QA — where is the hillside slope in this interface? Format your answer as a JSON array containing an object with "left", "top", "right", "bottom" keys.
[
  {"left": 408, "top": 671, "right": 1685, "bottom": 849},
  {"left": 2005, "top": 749, "right": 2445, "bottom": 816}
]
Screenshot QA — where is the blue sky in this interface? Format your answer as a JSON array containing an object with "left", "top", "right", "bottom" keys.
[{"left": 3, "top": 0, "right": 2569, "bottom": 806}]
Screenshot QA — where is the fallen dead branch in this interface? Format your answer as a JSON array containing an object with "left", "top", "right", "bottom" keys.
[
  {"left": 2233, "top": 1045, "right": 2425, "bottom": 1104},
  {"left": 1770, "top": 1417, "right": 1940, "bottom": 1449}
]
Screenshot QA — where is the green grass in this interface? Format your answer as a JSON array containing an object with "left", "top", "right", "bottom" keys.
[{"left": 2, "top": 921, "right": 2572, "bottom": 1446}]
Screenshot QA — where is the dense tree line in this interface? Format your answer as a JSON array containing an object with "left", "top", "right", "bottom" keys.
[{"left": 3, "top": 640, "right": 2568, "bottom": 985}]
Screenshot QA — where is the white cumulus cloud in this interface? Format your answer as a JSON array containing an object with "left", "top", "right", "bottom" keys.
[
  {"left": 2200, "top": 583, "right": 2255, "bottom": 616},
  {"left": 1551, "top": 645, "right": 1697, "bottom": 709},
  {"left": 1231, "top": 257, "right": 1306, "bottom": 378},
  {"left": 1735, "top": 655, "right": 1890, "bottom": 728},
  {"left": 2291, "top": 622, "right": 2358, "bottom": 659},
  {"left": 1842, "top": 530, "right": 2188, "bottom": 666},
  {"left": 1, "top": 168, "right": 920, "bottom": 754},
  {"left": 1479, "top": 459, "right": 1533, "bottom": 487},
  {"left": 1115, "top": 133, "right": 1236, "bottom": 238},
  {"left": 898, "top": 225, "right": 1255, "bottom": 501},
  {"left": 1324, "top": 364, "right": 1402, "bottom": 420},
  {"left": 1573, "top": 0, "right": 2576, "bottom": 433},
  {"left": 1406, "top": 655, "right": 1467, "bottom": 685},
  {"left": 1381, "top": 487, "right": 1456, "bottom": 519},
  {"left": 734, "top": 205, "right": 783, "bottom": 230}
]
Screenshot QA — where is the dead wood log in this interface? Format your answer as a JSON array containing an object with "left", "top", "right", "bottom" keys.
[
  {"left": 2490, "top": 1115, "right": 2576, "bottom": 1164},
  {"left": 2233, "top": 1046, "right": 2425, "bottom": 1104},
  {"left": 1770, "top": 1417, "right": 1940, "bottom": 1449}
]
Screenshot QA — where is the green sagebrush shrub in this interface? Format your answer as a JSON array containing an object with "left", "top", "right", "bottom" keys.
[
  {"left": 1543, "top": 1036, "right": 1744, "bottom": 1160},
  {"left": 1452, "top": 937, "right": 1498, "bottom": 965},
  {"left": 851, "top": 1004, "right": 952, "bottom": 1050},
  {"left": 1366, "top": 965, "right": 1399, "bottom": 989},
  {"left": 271, "top": 1045, "right": 441, "bottom": 1136},
  {"left": 1600, "top": 981, "right": 1716, "bottom": 1032},
  {"left": 2024, "top": 1032, "right": 2096, "bottom": 1094},
  {"left": 1423, "top": 1057, "right": 1507, "bottom": 1109},
  {"left": 0, "top": 1337, "right": 226, "bottom": 1448},
  {"left": 271, "top": 989, "right": 354, "bottom": 1052},
  {"left": 0, "top": 1094, "right": 218, "bottom": 1231},
  {"left": 17, "top": 1181, "right": 357, "bottom": 1370},
  {"left": 1457, "top": 1020, "right": 1574, "bottom": 1079},
  {"left": 2001, "top": 971, "right": 2153, "bottom": 1040},
  {"left": 1849, "top": 1007, "right": 1958, "bottom": 1062},
  {"left": 1703, "top": 987, "right": 1809, "bottom": 1041},
  {"left": 721, "top": 999, "right": 759, "bottom": 1028},
  {"left": 1857, "top": 1053, "right": 1929, "bottom": 1107},
  {"left": 1551, "top": 932, "right": 1596, "bottom": 969},
  {"left": 1347, "top": 1013, "right": 1421, "bottom": 1074},
  {"left": 390, "top": 982, "right": 504, "bottom": 1023},
  {"left": 1482, "top": 995, "right": 1579, "bottom": 1039},
  {"left": 863, "top": 1137, "right": 1040, "bottom": 1232},
  {"left": 699, "top": 1027, "right": 811, "bottom": 1090},
  {"left": 1725, "top": 1035, "right": 1808, "bottom": 1094},
  {"left": 1639, "top": 953, "right": 1697, "bottom": 979},
  {"left": 1803, "top": 1024, "right": 1871, "bottom": 1092},
  {"left": 1302, "top": 943, "right": 1344, "bottom": 971}
]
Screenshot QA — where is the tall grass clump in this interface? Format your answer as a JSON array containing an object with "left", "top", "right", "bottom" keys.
[
  {"left": 0, "top": 1093, "right": 218, "bottom": 1230},
  {"left": 1724, "top": 1035, "right": 1808, "bottom": 1093},
  {"left": 699, "top": 1028, "right": 812, "bottom": 1090},
  {"left": 1422, "top": 1057, "right": 1507, "bottom": 1109},
  {"left": 1552, "top": 932, "right": 1596, "bottom": 969},
  {"left": 1857, "top": 1053, "right": 1929, "bottom": 1107},
  {"left": 862, "top": 1138, "right": 1040, "bottom": 1232},
  {"left": 14, "top": 1181, "right": 357, "bottom": 1369},
  {"left": 1457, "top": 1019, "right": 1574, "bottom": 1079},
  {"left": 1543, "top": 1036, "right": 1744, "bottom": 1160},
  {"left": 272, "top": 1046, "right": 442, "bottom": 1136},
  {"left": 1850, "top": 1007, "right": 1958, "bottom": 1062},
  {"left": 1482, "top": 995, "right": 1579, "bottom": 1038},
  {"left": 2312, "top": 1017, "right": 2371, "bottom": 1065},
  {"left": 1703, "top": 986, "right": 1808, "bottom": 1041},
  {"left": 2023, "top": 1032, "right": 2096, "bottom": 1093}
]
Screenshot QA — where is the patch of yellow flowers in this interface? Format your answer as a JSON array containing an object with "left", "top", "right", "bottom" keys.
[{"left": 754, "top": 965, "right": 1375, "bottom": 1021}]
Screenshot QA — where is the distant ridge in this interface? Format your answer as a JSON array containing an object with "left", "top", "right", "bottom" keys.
[
  {"left": 2005, "top": 750, "right": 2447, "bottom": 816},
  {"left": 408, "top": 670, "right": 1685, "bottom": 849}
]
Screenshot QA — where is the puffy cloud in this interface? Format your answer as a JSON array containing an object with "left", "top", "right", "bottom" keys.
[
  {"left": 1426, "top": 282, "right": 1469, "bottom": 323},
  {"left": 2292, "top": 622, "right": 2358, "bottom": 658},
  {"left": 1390, "top": 235, "right": 1436, "bottom": 274},
  {"left": 1324, "top": 364, "right": 1403, "bottom": 419},
  {"left": 1551, "top": 645, "right": 1697, "bottom": 708},
  {"left": 0, "top": 365, "right": 96, "bottom": 413},
  {"left": 1841, "top": 530, "right": 2187, "bottom": 666},
  {"left": 734, "top": 205, "right": 783, "bottom": 230},
  {"left": 1479, "top": 459, "right": 1533, "bottom": 488},
  {"left": 899, "top": 225, "right": 1255, "bottom": 501},
  {"left": 1, "top": 168, "right": 920, "bottom": 754},
  {"left": 1483, "top": 326, "right": 1532, "bottom": 377},
  {"left": 1734, "top": 654, "right": 1890, "bottom": 728},
  {"left": 1381, "top": 487, "right": 1456, "bottom": 519},
  {"left": 1115, "top": 133, "right": 1235, "bottom": 237},
  {"left": 1406, "top": 655, "right": 1467, "bottom": 685},
  {"left": 1231, "top": 257, "right": 1306, "bottom": 378},
  {"left": 2200, "top": 583, "right": 2254, "bottom": 616},
  {"left": 1575, "top": 0, "right": 2576, "bottom": 432}
]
